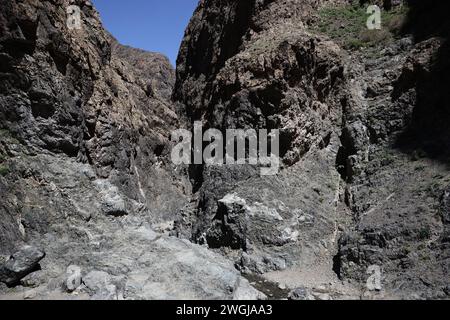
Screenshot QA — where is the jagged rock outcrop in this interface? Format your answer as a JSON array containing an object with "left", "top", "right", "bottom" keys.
[
  {"left": 0, "top": 245, "right": 45, "bottom": 286},
  {"left": 174, "top": 0, "right": 350, "bottom": 277},
  {"left": 173, "top": 0, "right": 363, "bottom": 287},
  {"left": 0, "top": 0, "right": 190, "bottom": 254},
  {"left": 0, "top": 0, "right": 265, "bottom": 300},
  {"left": 174, "top": 0, "right": 450, "bottom": 299},
  {"left": 0, "top": 0, "right": 449, "bottom": 300},
  {"left": 109, "top": 34, "right": 175, "bottom": 101}
]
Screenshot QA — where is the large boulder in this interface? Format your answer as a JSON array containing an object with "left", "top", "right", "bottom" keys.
[{"left": 0, "top": 246, "right": 45, "bottom": 286}]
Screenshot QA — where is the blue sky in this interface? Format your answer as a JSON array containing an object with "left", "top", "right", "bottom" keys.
[{"left": 92, "top": 0, "right": 199, "bottom": 66}]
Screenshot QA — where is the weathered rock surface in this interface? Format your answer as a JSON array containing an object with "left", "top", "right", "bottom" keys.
[
  {"left": 0, "top": 0, "right": 262, "bottom": 300},
  {"left": 173, "top": 0, "right": 450, "bottom": 299},
  {"left": 0, "top": 0, "right": 449, "bottom": 300},
  {"left": 174, "top": 0, "right": 351, "bottom": 277},
  {"left": 0, "top": 153, "right": 264, "bottom": 300},
  {"left": 0, "top": 246, "right": 45, "bottom": 286},
  {"left": 0, "top": 0, "right": 190, "bottom": 257},
  {"left": 109, "top": 34, "right": 175, "bottom": 101},
  {"left": 65, "top": 265, "right": 82, "bottom": 292},
  {"left": 288, "top": 287, "right": 314, "bottom": 301}
]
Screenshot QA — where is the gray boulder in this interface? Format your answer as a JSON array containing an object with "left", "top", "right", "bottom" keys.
[{"left": 0, "top": 246, "right": 45, "bottom": 286}]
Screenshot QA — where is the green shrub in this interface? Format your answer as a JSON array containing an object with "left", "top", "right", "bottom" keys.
[
  {"left": 418, "top": 227, "right": 431, "bottom": 240},
  {"left": 347, "top": 38, "right": 365, "bottom": 50},
  {"left": 0, "top": 128, "right": 11, "bottom": 137},
  {"left": 0, "top": 128, "right": 20, "bottom": 145},
  {"left": 312, "top": 4, "right": 409, "bottom": 51},
  {"left": 0, "top": 164, "right": 9, "bottom": 176}
]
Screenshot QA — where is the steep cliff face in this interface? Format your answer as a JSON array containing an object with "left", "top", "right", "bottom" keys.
[
  {"left": 0, "top": 0, "right": 191, "bottom": 251},
  {"left": 0, "top": 0, "right": 265, "bottom": 300},
  {"left": 109, "top": 35, "right": 175, "bottom": 101},
  {"left": 175, "top": 0, "right": 350, "bottom": 277},
  {"left": 174, "top": 0, "right": 450, "bottom": 299},
  {"left": 0, "top": 0, "right": 449, "bottom": 300}
]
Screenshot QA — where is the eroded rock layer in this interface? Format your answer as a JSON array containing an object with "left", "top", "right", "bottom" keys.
[
  {"left": 173, "top": 0, "right": 450, "bottom": 299},
  {"left": 0, "top": 0, "right": 262, "bottom": 300},
  {"left": 0, "top": 0, "right": 449, "bottom": 300}
]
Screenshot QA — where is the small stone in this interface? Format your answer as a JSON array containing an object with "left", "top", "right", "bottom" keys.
[
  {"left": 65, "top": 265, "right": 82, "bottom": 292},
  {"left": 315, "top": 293, "right": 332, "bottom": 301},
  {"left": 288, "top": 287, "right": 312, "bottom": 300},
  {"left": 316, "top": 285, "right": 327, "bottom": 293},
  {"left": 23, "top": 290, "right": 37, "bottom": 300}
]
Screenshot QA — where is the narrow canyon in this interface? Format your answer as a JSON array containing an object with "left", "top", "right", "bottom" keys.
[{"left": 0, "top": 0, "right": 449, "bottom": 300}]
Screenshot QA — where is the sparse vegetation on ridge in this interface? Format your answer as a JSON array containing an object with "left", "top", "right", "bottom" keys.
[
  {"left": 312, "top": 3, "right": 409, "bottom": 50},
  {"left": 0, "top": 164, "right": 8, "bottom": 177}
]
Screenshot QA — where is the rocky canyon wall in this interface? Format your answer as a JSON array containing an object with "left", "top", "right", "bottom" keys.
[
  {"left": 173, "top": 0, "right": 450, "bottom": 299},
  {"left": 0, "top": 0, "right": 449, "bottom": 300}
]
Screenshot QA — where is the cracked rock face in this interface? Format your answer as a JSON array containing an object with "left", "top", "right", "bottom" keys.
[
  {"left": 0, "top": 0, "right": 262, "bottom": 300},
  {"left": 1, "top": 0, "right": 449, "bottom": 300},
  {"left": 0, "top": 246, "right": 45, "bottom": 286},
  {"left": 174, "top": 0, "right": 350, "bottom": 276},
  {"left": 174, "top": 0, "right": 450, "bottom": 299}
]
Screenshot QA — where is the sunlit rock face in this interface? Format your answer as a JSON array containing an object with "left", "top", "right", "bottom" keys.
[
  {"left": 0, "top": 0, "right": 223, "bottom": 300},
  {"left": 0, "top": 0, "right": 190, "bottom": 252},
  {"left": 174, "top": 0, "right": 450, "bottom": 299},
  {"left": 0, "top": 0, "right": 449, "bottom": 300}
]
